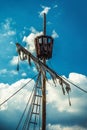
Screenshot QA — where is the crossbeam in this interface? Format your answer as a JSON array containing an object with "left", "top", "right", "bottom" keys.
[{"left": 16, "top": 43, "right": 70, "bottom": 89}]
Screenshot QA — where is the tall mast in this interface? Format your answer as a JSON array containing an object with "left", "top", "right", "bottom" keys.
[
  {"left": 42, "top": 13, "right": 46, "bottom": 130},
  {"left": 15, "top": 16, "right": 72, "bottom": 128}
]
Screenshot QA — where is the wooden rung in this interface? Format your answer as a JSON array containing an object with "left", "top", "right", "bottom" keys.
[
  {"left": 35, "top": 95, "right": 42, "bottom": 98},
  {"left": 32, "top": 112, "right": 39, "bottom": 115},
  {"left": 30, "top": 121, "right": 37, "bottom": 125},
  {"left": 33, "top": 103, "right": 40, "bottom": 106},
  {"left": 37, "top": 87, "right": 42, "bottom": 89}
]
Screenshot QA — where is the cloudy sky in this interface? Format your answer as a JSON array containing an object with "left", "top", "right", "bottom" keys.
[{"left": 0, "top": 0, "right": 87, "bottom": 130}]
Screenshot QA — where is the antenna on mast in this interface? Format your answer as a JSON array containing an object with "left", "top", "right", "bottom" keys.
[{"left": 43, "top": 13, "right": 46, "bottom": 36}]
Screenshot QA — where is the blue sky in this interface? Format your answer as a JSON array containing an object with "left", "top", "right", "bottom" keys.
[{"left": 0, "top": 0, "right": 87, "bottom": 130}]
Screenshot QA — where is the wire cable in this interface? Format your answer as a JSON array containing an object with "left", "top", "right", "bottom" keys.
[{"left": 0, "top": 74, "right": 38, "bottom": 107}]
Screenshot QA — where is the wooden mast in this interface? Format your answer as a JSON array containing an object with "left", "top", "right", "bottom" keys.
[{"left": 42, "top": 13, "right": 46, "bottom": 130}]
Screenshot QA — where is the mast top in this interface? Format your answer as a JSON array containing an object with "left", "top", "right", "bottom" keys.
[
  {"left": 43, "top": 13, "right": 46, "bottom": 36},
  {"left": 35, "top": 13, "right": 54, "bottom": 60}
]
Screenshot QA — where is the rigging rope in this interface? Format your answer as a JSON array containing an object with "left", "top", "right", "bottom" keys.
[
  {"left": 0, "top": 74, "right": 38, "bottom": 107},
  {"left": 16, "top": 43, "right": 87, "bottom": 94},
  {"left": 47, "top": 60, "right": 87, "bottom": 94},
  {"left": 27, "top": 72, "right": 41, "bottom": 130},
  {"left": 60, "top": 75, "right": 87, "bottom": 93},
  {"left": 39, "top": 93, "right": 42, "bottom": 130},
  {"left": 22, "top": 87, "right": 36, "bottom": 130},
  {"left": 33, "top": 92, "right": 40, "bottom": 130},
  {"left": 21, "top": 72, "right": 41, "bottom": 130},
  {"left": 16, "top": 86, "right": 35, "bottom": 130},
  {"left": 27, "top": 89, "right": 36, "bottom": 130}
]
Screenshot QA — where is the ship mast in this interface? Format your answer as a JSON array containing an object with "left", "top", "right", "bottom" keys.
[
  {"left": 15, "top": 13, "right": 71, "bottom": 130},
  {"left": 42, "top": 13, "right": 46, "bottom": 130}
]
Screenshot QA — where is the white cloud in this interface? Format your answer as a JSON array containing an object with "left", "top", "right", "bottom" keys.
[
  {"left": 0, "top": 69, "right": 7, "bottom": 74},
  {"left": 0, "top": 18, "right": 16, "bottom": 37},
  {"left": 53, "top": 5, "right": 58, "bottom": 8},
  {"left": 10, "top": 70, "right": 18, "bottom": 75},
  {"left": 0, "top": 71, "right": 87, "bottom": 113},
  {"left": 47, "top": 72, "right": 87, "bottom": 114},
  {"left": 23, "top": 26, "right": 59, "bottom": 53},
  {"left": 0, "top": 102, "right": 8, "bottom": 111},
  {"left": 47, "top": 124, "right": 87, "bottom": 130},
  {"left": 0, "top": 78, "right": 35, "bottom": 111},
  {"left": 21, "top": 72, "right": 27, "bottom": 77},
  {"left": 23, "top": 26, "right": 43, "bottom": 53},
  {"left": 47, "top": 21, "right": 52, "bottom": 25},
  {"left": 29, "top": 26, "right": 38, "bottom": 33},
  {"left": 47, "top": 79, "right": 72, "bottom": 112},
  {"left": 10, "top": 41, "right": 14, "bottom": 45},
  {"left": 3, "top": 18, "right": 11, "bottom": 30},
  {"left": 0, "top": 69, "right": 18, "bottom": 77},
  {"left": 0, "top": 72, "right": 87, "bottom": 128},
  {"left": 69, "top": 73, "right": 87, "bottom": 85},
  {"left": 2, "top": 30, "right": 16, "bottom": 37},
  {"left": 10, "top": 56, "right": 18, "bottom": 65},
  {"left": 39, "top": 5, "right": 51, "bottom": 17},
  {"left": 52, "top": 30, "right": 59, "bottom": 38},
  {"left": 7, "top": 30, "right": 16, "bottom": 36},
  {"left": 32, "top": 66, "right": 37, "bottom": 73}
]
